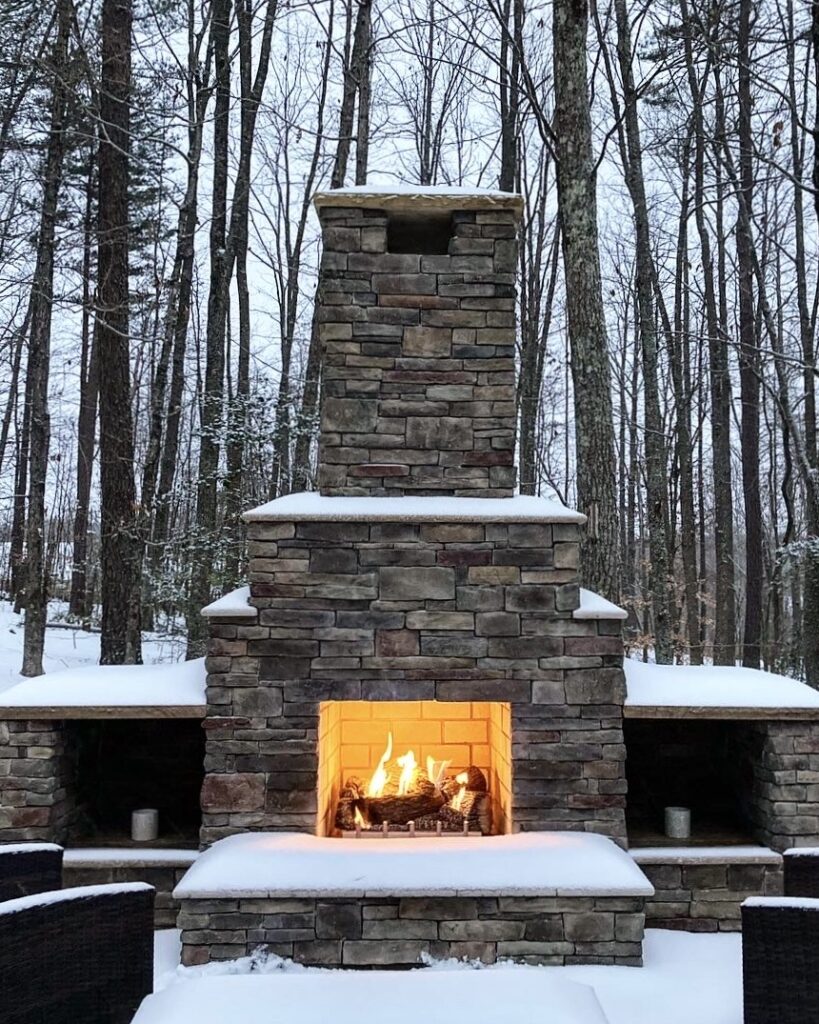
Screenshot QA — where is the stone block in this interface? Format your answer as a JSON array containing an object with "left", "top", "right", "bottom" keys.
[
  {"left": 399, "top": 898, "right": 478, "bottom": 920},
  {"left": 380, "top": 566, "right": 455, "bottom": 600},
  {"left": 322, "top": 397, "right": 378, "bottom": 432},
  {"left": 403, "top": 326, "right": 452, "bottom": 356},
  {"left": 406, "top": 417, "right": 473, "bottom": 451},
  {"left": 315, "top": 902, "right": 361, "bottom": 939},
  {"left": 342, "top": 940, "right": 429, "bottom": 966},
  {"left": 375, "top": 630, "right": 420, "bottom": 657},
  {"left": 200, "top": 773, "right": 265, "bottom": 812}
]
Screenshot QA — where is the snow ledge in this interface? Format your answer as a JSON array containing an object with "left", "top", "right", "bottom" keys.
[
  {"left": 243, "top": 492, "right": 585, "bottom": 524},
  {"left": 201, "top": 586, "right": 257, "bottom": 620}
]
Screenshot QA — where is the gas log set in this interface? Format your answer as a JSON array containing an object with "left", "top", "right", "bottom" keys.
[{"left": 334, "top": 733, "right": 493, "bottom": 836}]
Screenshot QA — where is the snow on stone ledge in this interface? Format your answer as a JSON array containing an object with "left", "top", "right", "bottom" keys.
[
  {"left": 0, "top": 657, "right": 207, "bottom": 708},
  {"left": 0, "top": 881, "right": 153, "bottom": 916},
  {"left": 63, "top": 848, "right": 198, "bottom": 869},
  {"left": 631, "top": 846, "right": 782, "bottom": 866},
  {"left": 201, "top": 585, "right": 256, "bottom": 619},
  {"left": 173, "top": 831, "right": 654, "bottom": 900},
  {"left": 573, "top": 589, "right": 627, "bottom": 621},
  {"left": 243, "top": 492, "right": 585, "bottom": 524},
  {"left": 133, "top": 972, "right": 607, "bottom": 1024},
  {"left": 625, "top": 659, "right": 819, "bottom": 711},
  {"left": 785, "top": 847, "right": 819, "bottom": 856}
]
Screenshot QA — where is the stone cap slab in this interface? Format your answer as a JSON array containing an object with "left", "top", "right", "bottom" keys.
[
  {"left": 63, "top": 848, "right": 199, "bottom": 870},
  {"left": 631, "top": 846, "right": 783, "bottom": 867},
  {"left": 313, "top": 184, "right": 524, "bottom": 215},
  {"left": 243, "top": 491, "right": 585, "bottom": 524},
  {"left": 174, "top": 831, "right": 654, "bottom": 899},
  {"left": 201, "top": 585, "right": 257, "bottom": 620}
]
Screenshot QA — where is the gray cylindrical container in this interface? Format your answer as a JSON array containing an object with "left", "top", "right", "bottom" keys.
[
  {"left": 664, "top": 806, "right": 691, "bottom": 840},
  {"left": 131, "top": 808, "right": 159, "bottom": 842}
]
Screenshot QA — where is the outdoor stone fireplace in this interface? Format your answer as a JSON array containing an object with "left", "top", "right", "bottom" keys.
[{"left": 199, "top": 189, "right": 629, "bottom": 862}]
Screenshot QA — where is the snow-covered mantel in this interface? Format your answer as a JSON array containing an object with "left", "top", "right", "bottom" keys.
[
  {"left": 625, "top": 659, "right": 819, "bottom": 720},
  {"left": 243, "top": 492, "right": 585, "bottom": 524},
  {"left": 574, "top": 589, "right": 628, "bottom": 621},
  {"left": 0, "top": 658, "right": 207, "bottom": 720},
  {"left": 173, "top": 831, "right": 654, "bottom": 900},
  {"left": 313, "top": 184, "right": 524, "bottom": 215}
]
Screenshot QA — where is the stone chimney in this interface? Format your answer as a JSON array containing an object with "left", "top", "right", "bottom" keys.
[{"left": 313, "top": 189, "right": 523, "bottom": 497}]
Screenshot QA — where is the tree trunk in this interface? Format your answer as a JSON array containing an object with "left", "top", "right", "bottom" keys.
[
  {"left": 612, "top": 0, "right": 672, "bottom": 660},
  {"left": 97, "top": 0, "right": 140, "bottom": 664},
  {"left": 552, "top": 0, "right": 620, "bottom": 599},
  {"left": 736, "top": 0, "right": 762, "bottom": 667},
  {"left": 69, "top": 149, "right": 98, "bottom": 623},
  {"left": 187, "top": 0, "right": 232, "bottom": 657},
  {"left": 21, "top": 0, "right": 71, "bottom": 676}
]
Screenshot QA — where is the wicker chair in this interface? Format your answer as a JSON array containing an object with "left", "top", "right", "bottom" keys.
[
  {"left": 783, "top": 848, "right": 819, "bottom": 898},
  {"left": 742, "top": 896, "right": 819, "bottom": 1024},
  {"left": 0, "top": 881, "right": 155, "bottom": 1024},
  {"left": 0, "top": 842, "right": 63, "bottom": 902}
]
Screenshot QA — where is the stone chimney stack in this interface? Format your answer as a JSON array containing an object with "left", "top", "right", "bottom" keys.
[{"left": 313, "top": 189, "right": 523, "bottom": 497}]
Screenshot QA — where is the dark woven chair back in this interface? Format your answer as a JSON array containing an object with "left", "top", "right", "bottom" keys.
[
  {"left": 0, "top": 881, "right": 155, "bottom": 1024},
  {"left": 742, "top": 898, "right": 819, "bottom": 1024},
  {"left": 783, "top": 850, "right": 819, "bottom": 898},
  {"left": 0, "top": 843, "right": 63, "bottom": 902}
]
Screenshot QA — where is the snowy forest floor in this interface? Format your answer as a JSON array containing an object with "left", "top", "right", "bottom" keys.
[
  {"left": 150, "top": 928, "right": 743, "bottom": 1024},
  {"left": 0, "top": 600, "right": 185, "bottom": 697}
]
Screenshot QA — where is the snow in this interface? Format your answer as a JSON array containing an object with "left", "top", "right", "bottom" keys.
[
  {"left": 63, "top": 848, "right": 198, "bottom": 868},
  {"left": 173, "top": 831, "right": 654, "bottom": 899},
  {"left": 244, "top": 491, "right": 585, "bottom": 523},
  {"left": 0, "top": 842, "right": 62, "bottom": 855},
  {"left": 137, "top": 971, "right": 606, "bottom": 1024},
  {"left": 632, "top": 846, "right": 781, "bottom": 865},
  {"left": 743, "top": 895, "right": 819, "bottom": 910},
  {"left": 145, "top": 930, "right": 743, "bottom": 1024},
  {"left": 624, "top": 658, "right": 819, "bottom": 710},
  {"left": 154, "top": 930, "right": 182, "bottom": 991},
  {"left": 0, "top": 881, "right": 153, "bottom": 915},
  {"left": 0, "top": 600, "right": 186, "bottom": 699},
  {"left": 574, "top": 589, "right": 628, "bottom": 620},
  {"left": 0, "top": 656, "right": 206, "bottom": 709},
  {"left": 784, "top": 846, "right": 819, "bottom": 857},
  {"left": 201, "top": 586, "right": 256, "bottom": 619}
]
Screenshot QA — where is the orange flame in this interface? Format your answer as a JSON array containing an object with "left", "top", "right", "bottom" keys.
[
  {"left": 451, "top": 771, "right": 469, "bottom": 812},
  {"left": 396, "top": 750, "right": 418, "bottom": 795},
  {"left": 367, "top": 732, "right": 393, "bottom": 797}
]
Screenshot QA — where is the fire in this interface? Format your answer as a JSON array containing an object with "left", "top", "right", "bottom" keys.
[
  {"left": 450, "top": 771, "right": 469, "bottom": 812},
  {"left": 396, "top": 750, "right": 418, "bottom": 795},
  {"left": 366, "top": 732, "right": 393, "bottom": 797},
  {"left": 354, "top": 806, "right": 366, "bottom": 828}
]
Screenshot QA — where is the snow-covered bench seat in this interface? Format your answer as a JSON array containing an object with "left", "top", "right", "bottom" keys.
[
  {"left": 0, "top": 841, "right": 63, "bottom": 901},
  {"left": 0, "top": 881, "right": 155, "bottom": 1024},
  {"left": 174, "top": 832, "right": 653, "bottom": 968},
  {"left": 742, "top": 896, "right": 819, "bottom": 1024},
  {"left": 133, "top": 969, "right": 609, "bottom": 1024}
]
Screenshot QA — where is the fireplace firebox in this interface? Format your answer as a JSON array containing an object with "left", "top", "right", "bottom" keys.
[{"left": 317, "top": 700, "right": 512, "bottom": 836}]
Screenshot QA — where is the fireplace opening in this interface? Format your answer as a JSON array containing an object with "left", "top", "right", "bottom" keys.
[
  {"left": 317, "top": 701, "right": 512, "bottom": 837},
  {"left": 624, "top": 720, "right": 756, "bottom": 846},
  {"left": 68, "top": 720, "right": 204, "bottom": 847}
]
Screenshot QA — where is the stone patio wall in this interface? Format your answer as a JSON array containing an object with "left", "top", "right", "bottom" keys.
[
  {"left": 0, "top": 719, "right": 75, "bottom": 842},
  {"left": 179, "top": 894, "right": 646, "bottom": 967}
]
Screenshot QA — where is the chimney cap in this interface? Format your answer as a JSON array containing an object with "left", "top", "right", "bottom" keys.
[{"left": 313, "top": 184, "right": 523, "bottom": 215}]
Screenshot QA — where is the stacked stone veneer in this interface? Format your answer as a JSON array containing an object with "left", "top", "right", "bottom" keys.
[
  {"left": 179, "top": 893, "right": 646, "bottom": 967},
  {"left": 636, "top": 855, "right": 783, "bottom": 933},
  {"left": 315, "top": 195, "right": 518, "bottom": 496},
  {"left": 0, "top": 720, "right": 75, "bottom": 840},
  {"left": 201, "top": 516, "right": 628, "bottom": 845},
  {"left": 735, "top": 721, "right": 819, "bottom": 850}
]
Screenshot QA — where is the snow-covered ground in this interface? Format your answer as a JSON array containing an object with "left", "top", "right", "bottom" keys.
[
  {"left": 148, "top": 929, "right": 743, "bottom": 1024},
  {"left": 0, "top": 601, "right": 186, "bottom": 698}
]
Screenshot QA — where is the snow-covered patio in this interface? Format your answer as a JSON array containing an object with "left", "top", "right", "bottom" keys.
[{"left": 147, "top": 928, "right": 744, "bottom": 1024}]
